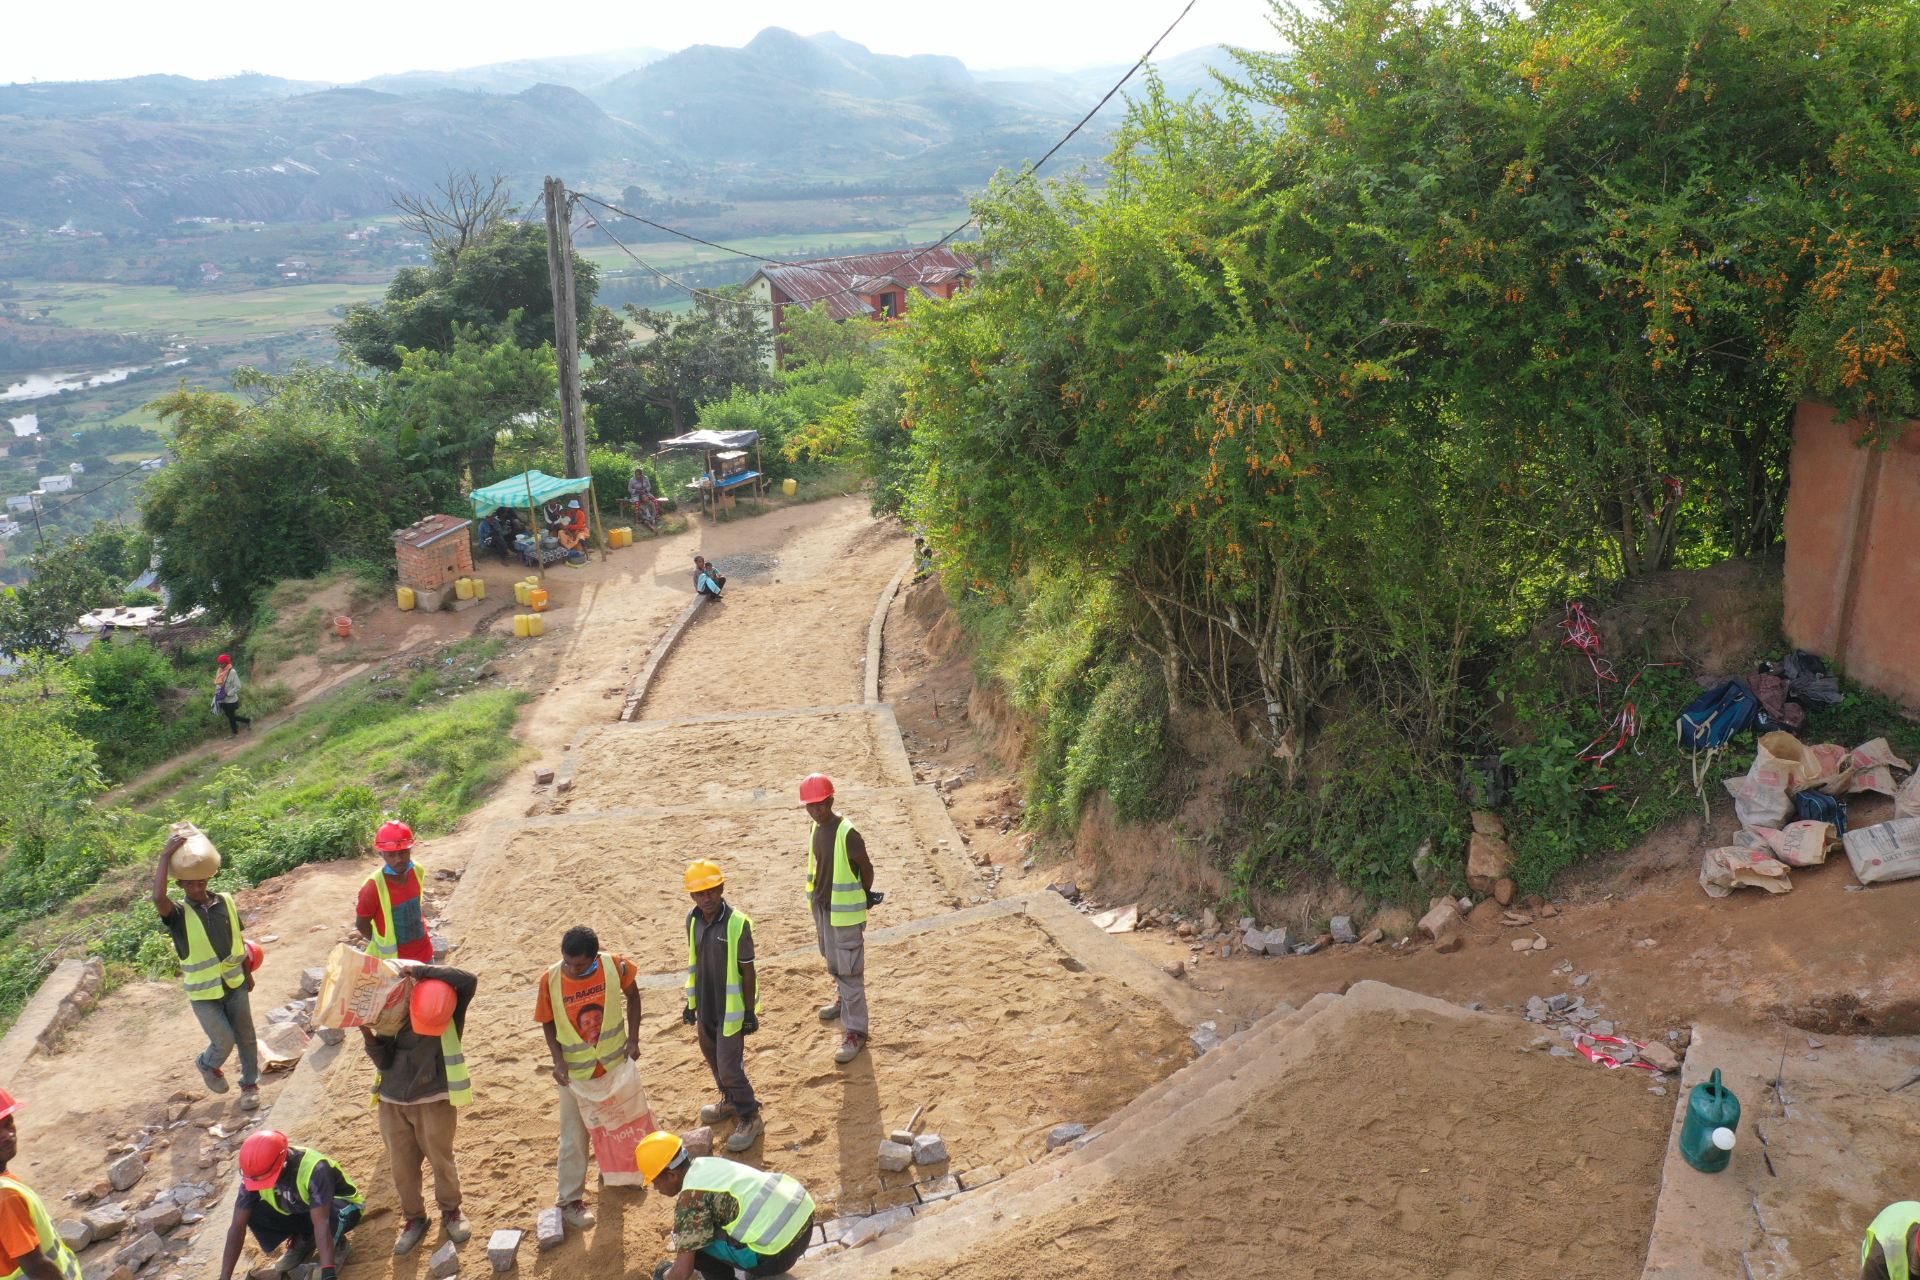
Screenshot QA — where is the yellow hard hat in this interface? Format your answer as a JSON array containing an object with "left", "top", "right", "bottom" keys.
[
  {"left": 636, "top": 1130, "right": 686, "bottom": 1184},
  {"left": 684, "top": 859, "right": 724, "bottom": 893}
]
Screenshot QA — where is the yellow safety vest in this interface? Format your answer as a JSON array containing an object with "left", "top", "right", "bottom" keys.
[
  {"left": 178, "top": 894, "right": 246, "bottom": 1002},
  {"left": 0, "top": 1173, "right": 82, "bottom": 1280},
  {"left": 685, "top": 907, "right": 757, "bottom": 1037},
  {"left": 806, "top": 818, "right": 868, "bottom": 926},
  {"left": 362, "top": 868, "right": 410, "bottom": 961},
  {"left": 1865, "top": 1202, "right": 1920, "bottom": 1280},
  {"left": 682, "top": 1157, "right": 815, "bottom": 1255},
  {"left": 258, "top": 1148, "right": 364, "bottom": 1218},
  {"left": 546, "top": 954, "right": 628, "bottom": 1081},
  {"left": 369, "top": 1023, "right": 472, "bottom": 1109}
]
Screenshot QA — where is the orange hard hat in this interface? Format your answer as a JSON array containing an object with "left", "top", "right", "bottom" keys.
[
  {"left": 799, "top": 773, "right": 834, "bottom": 805},
  {"left": 240, "top": 1130, "right": 290, "bottom": 1190},
  {"left": 375, "top": 821, "right": 415, "bottom": 853},
  {"left": 0, "top": 1086, "right": 21, "bottom": 1122},
  {"left": 684, "top": 859, "right": 724, "bottom": 893},
  {"left": 243, "top": 939, "right": 265, "bottom": 973},
  {"left": 410, "top": 978, "right": 458, "bottom": 1037}
]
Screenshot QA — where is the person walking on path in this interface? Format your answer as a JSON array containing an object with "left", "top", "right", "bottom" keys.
[
  {"left": 0, "top": 1088, "right": 83, "bottom": 1280},
  {"left": 356, "top": 822, "right": 434, "bottom": 963},
  {"left": 216, "top": 1131, "right": 364, "bottom": 1280},
  {"left": 1860, "top": 1202, "right": 1920, "bottom": 1279},
  {"left": 800, "top": 774, "right": 874, "bottom": 1064},
  {"left": 213, "top": 654, "right": 251, "bottom": 736},
  {"left": 151, "top": 830, "right": 261, "bottom": 1110},
  {"left": 681, "top": 860, "right": 763, "bottom": 1152},
  {"left": 537, "top": 926, "right": 643, "bottom": 1236},
  {"left": 635, "top": 1132, "right": 815, "bottom": 1280},
  {"left": 359, "top": 962, "right": 476, "bottom": 1255}
]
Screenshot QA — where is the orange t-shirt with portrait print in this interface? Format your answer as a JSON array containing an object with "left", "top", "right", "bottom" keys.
[
  {"left": 0, "top": 1180, "right": 44, "bottom": 1275},
  {"left": 534, "top": 953, "right": 637, "bottom": 1078}
]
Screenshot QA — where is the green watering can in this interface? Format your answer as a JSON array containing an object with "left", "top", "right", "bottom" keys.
[{"left": 1679, "top": 1067, "right": 1741, "bottom": 1172}]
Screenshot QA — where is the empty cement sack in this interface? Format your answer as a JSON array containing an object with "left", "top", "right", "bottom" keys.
[
  {"left": 313, "top": 943, "right": 411, "bottom": 1034},
  {"left": 1723, "top": 732, "right": 1826, "bottom": 828},
  {"left": 1843, "top": 817, "right": 1920, "bottom": 885},
  {"left": 1847, "top": 737, "right": 1911, "bottom": 796},
  {"left": 1896, "top": 769, "right": 1920, "bottom": 820},
  {"left": 1699, "top": 846, "right": 1792, "bottom": 898},
  {"left": 568, "top": 1058, "right": 659, "bottom": 1185},
  {"left": 1740, "top": 821, "right": 1838, "bottom": 867}
]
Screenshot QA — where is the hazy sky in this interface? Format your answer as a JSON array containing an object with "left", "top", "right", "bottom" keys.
[{"left": 2, "top": 0, "right": 1279, "bottom": 85}]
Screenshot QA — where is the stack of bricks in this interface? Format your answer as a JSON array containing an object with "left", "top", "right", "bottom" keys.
[{"left": 392, "top": 514, "right": 474, "bottom": 611}]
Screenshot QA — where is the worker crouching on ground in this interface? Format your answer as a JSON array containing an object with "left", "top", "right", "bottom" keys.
[
  {"left": 359, "top": 961, "right": 476, "bottom": 1255},
  {"left": 1860, "top": 1202, "right": 1920, "bottom": 1279},
  {"left": 636, "top": 1131, "right": 815, "bottom": 1280},
  {"left": 151, "top": 831, "right": 261, "bottom": 1109},
  {"left": 682, "top": 860, "right": 763, "bottom": 1151},
  {"left": 537, "top": 926, "right": 643, "bottom": 1235},
  {"left": 800, "top": 774, "right": 875, "bottom": 1064},
  {"left": 217, "top": 1131, "right": 364, "bottom": 1280},
  {"left": 357, "top": 821, "right": 434, "bottom": 963},
  {"left": 0, "top": 1088, "right": 83, "bottom": 1280}
]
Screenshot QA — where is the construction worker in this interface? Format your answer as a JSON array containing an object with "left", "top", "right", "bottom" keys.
[
  {"left": 682, "top": 860, "right": 762, "bottom": 1152},
  {"left": 537, "top": 926, "right": 643, "bottom": 1235},
  {"left": 800, "top": 774, "right": 875, "bottom": 1064},
  {"left": 356, "top": 821, "right": 434, "bottom": 963},
  {"left": 1860, "top": 1202, "right": 1920, "bottom": 1279},
  {"left": 150, "top": 830, "right": 261, "bottom": 1109},
  {"left": 217, "top": 1131, "right": 364, "bottom": 1280},
  {"left": 359, "top": 961, "right": 476, "bottom": 1255},
  {"left": 634, "top": 1131, "right": 815, "bottom": 1280},
  {"left": 0, "top": 1087, "right": 83, "bottom": 1280}
]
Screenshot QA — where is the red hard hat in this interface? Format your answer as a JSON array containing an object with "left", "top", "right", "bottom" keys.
[
  {"left": 410, "top": 978, "right": 458, "bottom": 1037},
  {"left": 243, "top": 939, "right": 265, "bottom": 973},
  {"left": 375, "top": 821, "right": 415, "bottom": 853},
  {"left": 0, "top": 1086, "right": 21, "bottom": 1122},
  {"left": 240, "top": 1130, "right": 290, "bottom": 1190},
  {"left": 799, "top": 773, "right": 834, "bottom": 805}
]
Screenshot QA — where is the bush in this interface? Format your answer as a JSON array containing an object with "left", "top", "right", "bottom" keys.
[{"left": 66, "top": 635, "right": 178, "bottom": 773}]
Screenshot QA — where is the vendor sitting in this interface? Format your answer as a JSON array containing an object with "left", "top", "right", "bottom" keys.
[
  {"left": 629, "top": 467, "right": 660, "bottom": 533},
  {"left": 550, "top": 499, "right": 589, "bottom": 552}
]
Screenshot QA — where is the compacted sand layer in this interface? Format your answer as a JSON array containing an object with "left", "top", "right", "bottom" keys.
[
  {"left": 233, "top": 914, "right": 1193, "bottom": 1279},
  {"left": 558, "top": 708, "right": 908, "bottom": 811},
  {"left": 450, "top": 799, "right": 969, "bottom": 986}
]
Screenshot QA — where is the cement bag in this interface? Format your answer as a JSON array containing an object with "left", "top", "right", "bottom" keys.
[
  {"left": 1843, "top": 817, "right": 1920, "bottom": 885},
  {"left": 568, "top": 1058, "right": 658, "bottom": 1185},
  {"left": 1744, "top": 821, "right": 1838, "bottom": 867},
  {"left": 1700, "top": 846, "right": 1793, "bottom": 898},
  {"left": 313, "top": 943, "right": 412, "bottom": 1034},
  {"left": 1848, "top": 738, "right": 1911, "bottom": 795},
  {"left": 1895, "top": 769, "right": 1920, "bottom": 820}
]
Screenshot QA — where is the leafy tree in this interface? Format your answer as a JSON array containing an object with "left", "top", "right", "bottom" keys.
[
  {"left": 384, "top": 317, "right": 558, "bottom": 510},
  {"left": 590, "top": 294, "right": 773, "bottom": 436},
  {"left": 0, "top": 656, "right": 107, "bottom": 867},
  {"left": 0, "top": 536, "right": 116, "bottom": 656},
  {"left": 65, "top": 633, "right": 180, "bottom": 777},
  {"left": 77, "top": 520, "right": 152, "bottom": 588}
]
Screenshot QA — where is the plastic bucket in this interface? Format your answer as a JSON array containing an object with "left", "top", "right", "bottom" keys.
[
  {"left": 530, "top": 587, "right": 549, "bottom": 612},
  {"left": 396, "top": 585, "right": 415, "bottom": 611},
  {"left": 513, "top": 615, "right": 530, "bottom": 638},
  {"left": 334, "top": 616, "right": 352, "bottom": 638},
  {"left": 782, "top": 478, "right": 797, "bottom": 496}
]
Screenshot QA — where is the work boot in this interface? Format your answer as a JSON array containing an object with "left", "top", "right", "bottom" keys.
[
  {"left": 444, "top": 1210, "right": 472, "bottom": 1244},
  {"left": 834, "top": 1033, "right": 865, "bottom": 1065},
  {"left": 239, "top": 1085, "right": 260, "bottom": 1111},
  {"left": 562, "top": 1200, "right": 596, "bottom": 1230},
  {"left": 392, "top": 1218, "right": 429, "bottom": 1256},
  {"left": 273, "top": 1238, "right": 314, "bottom": 1274},
  {"left": 818, "top": 1001, "right": 841, "bottom": 1021},
  {"left": 726, "top": 1113, "right": 764, "bottom": 1152},
  {"left": 699, "top": 1100, "right": 737, "bottom": 1125},
  {"left": 198, "top": 1063, "right": 230, "bottom": 1094}
]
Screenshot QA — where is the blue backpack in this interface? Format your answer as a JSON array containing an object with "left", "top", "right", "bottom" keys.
[
  {"left": 1677, "top": 681, "right": 1760, "bottom": 751},
  {"left": 1793, "top": 789, "right": 1848, "bottom": 834}
]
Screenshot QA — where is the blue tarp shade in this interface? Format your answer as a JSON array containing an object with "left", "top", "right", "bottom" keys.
[
  {"left": 469, "top": 470, "right": 594, "bottom": 517},
  {"left": 655, "top": 429, "right": 760, "bottom": 452}
]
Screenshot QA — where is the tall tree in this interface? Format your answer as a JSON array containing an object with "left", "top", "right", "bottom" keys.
[
  {"left": 393, "top": 171, "right": 516, "bottom": 265},
  {"left": 0, "top": 537, "right": 116, "bottom": 657},
  {"left": 588, "top": 294, "right": 772, "bottom": 437}
]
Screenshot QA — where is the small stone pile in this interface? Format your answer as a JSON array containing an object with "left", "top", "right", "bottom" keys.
[
  {"left": 1519, "top": 989, "right": 1685, "bottom": 1075},
  {"left": 57, "top": 1093, "right": 228, "bottom": 1280}
]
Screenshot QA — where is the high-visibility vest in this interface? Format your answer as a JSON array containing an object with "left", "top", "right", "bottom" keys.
[
  {"left": 370, "top": 1022, "right": 472, "bottom": 1109},
  {"left": 0, "top": 1173, "right": 82, "bottom": 1280},
  {"left": 685, "top": 907, "right": 758, "bottom": 1037},
  {"left": 178, "top": 894, "right": 246, "bottom": 1001},
  {"left": 257, "top": 1148, "right": 365, "bottom": 1218},
  {"left": 362, "top": 868, "right": 413, "bottom": 960},
  {"left": 806, "top": 818, "right": 868, "bottom": 926},
  {"left": 682, "top": 1157, "right": 815, "bottom": 1255},
  {"left": 1864, "top": 1203, "right": 1920, "bottom": 1280},
  {"left": 546, "top": 954, "right": 628, "bottom": 1081}
]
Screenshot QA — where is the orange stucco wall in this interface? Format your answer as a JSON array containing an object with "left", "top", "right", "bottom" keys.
[{"left": 1783, "top": 401, "right": 1920, "bottom": 707}]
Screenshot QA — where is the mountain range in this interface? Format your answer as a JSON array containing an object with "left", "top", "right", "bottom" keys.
[{"left": 0, "top": 32, "right": 1236, "bottom": 227}]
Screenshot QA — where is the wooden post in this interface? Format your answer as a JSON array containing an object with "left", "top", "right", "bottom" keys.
[
  {"left": 587, "top": 481, "right": 610, "bottom": 562},
  {"left": 755, "top": 440, "right": 764, "bottom": 507},
  {"left": 543, "top": 176, "right": 589, "bottom": 482},
  {"left": 521, "top": 469, "right": 540, "bottom": 586}
]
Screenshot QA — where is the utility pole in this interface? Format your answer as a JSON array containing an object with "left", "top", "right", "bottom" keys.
[{"left": 543, "top": 176, "right": 588, "bottom": 481}]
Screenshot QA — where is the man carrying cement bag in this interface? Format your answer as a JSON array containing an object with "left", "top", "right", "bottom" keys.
[
  {"left": 150, "top": 825, "right": 261, "bottom": 1110},
  {"left": 635, "top": 1131, "right": 815, "bottom": 1280},
  {"left": 313, "top": 944, "right": 412, "bottom": 1034},
  {"left": 537, "top": 926, "right": 643, "bottom": 1237}
]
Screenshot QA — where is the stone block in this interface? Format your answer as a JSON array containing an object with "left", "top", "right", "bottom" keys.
[
  {"left": 1262, "top": 927, "right": 1296, "bottom": 955},
  {"left": 1044, "top": 1124, "right": 1087, "bottom": 1150},
  {"left": 680, "top": 1126, "right": 712, "bottom": 1157},
  {"left": 1546, "top": 992, "right": 1571, "bottom": 1013},
  {"left": 114, "top": 1231, "right": 163, "bottom": 1269},
  {"left": 57, "top": 1218, "right": 93, "bottom": 1250},
  {"left": 312, "top": 1027, "right": 346, "bottom": 1046},
  {"left": 919, "top": 1174, "right": 961, "bottom": 1203},
  {"left": 1329, "top": 916, "right": 1358, "bottom": 944},
  {"left": 536, "top": 1208, "right": 565, "bottom": 1251},
  {"left": 428, "top": 1240, "right": 460, "bottom": 1277},
  {"left": 1190, "top": 1024, "right": 1222, "bottom": 1054},
  {"left": 533, "top": 768, "right": 555, "bottom": 786},
  {"left": 959, "top": 1166, "right": 1001, "bottom": 1189},
  {"left": 843, "top": 1204, "right": 914, "bottom": 1247},
  {"left": 133, "top": 1204, "right": 181, "bottom": 1235},
  {"left": 877, "top": 1140, "right": 912, "bottom": 1172},
  {"left": 1466, "top": 831, "right": 1514, "bottom": 893},
  {"left": 911, "top": 1133, "right": 948, "bottom": 1165},
  {"left": 1161, "top": 959, "right": 1185, "bottom": 978},
  {"left": 299, "top": 967, "right": 325, "bottom": 996},
  {"left": 1359, "top": 928, "right": 1384, "bottom": 945},
  {"left": 106, "top": 1153, "right": 145, "bottom": 1192},
  {"left": 1417, "top": 900, "right": 1461, "bottom": 942},
  {"left": 82, "top": 1205, "right": 131, "bottom": 1239},
  {"left": 1240, "top": 929, "right": 1266, "bottom": 954},
  {"left": 486, "top": 1228, "right": 522, "bottom": 1269},
  {"left": 1640, "top": 1041, "right": 1680, "bottom": 1073}
]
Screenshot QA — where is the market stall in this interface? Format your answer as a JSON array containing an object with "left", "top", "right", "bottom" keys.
[
  {"left": 653, "top": 429, "right": 764, "bottom": 519},
  {"left": 469, "top": 469, "right": 603, "bottom": 570}
]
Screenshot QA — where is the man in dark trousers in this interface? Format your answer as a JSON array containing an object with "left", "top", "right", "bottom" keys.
[
  {"left": 682, "top": 859, "right": 763, "bottom": 1151},
  {"left": 217, "top": 1131, "right": 364, "bottom": 1280},
  {"left": 359, "top": 961, "right": 476, "bottom": 1255},
  {"left": 151, "top": 830, "right": 261, "bottom": 1110},
  {"left": 799, "top": 774, "right": 875, "bottom": 1064}
]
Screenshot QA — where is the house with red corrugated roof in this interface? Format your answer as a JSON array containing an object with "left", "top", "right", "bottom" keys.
[{"left": 742, "top": 246, "right": 974, "bottom": 368}]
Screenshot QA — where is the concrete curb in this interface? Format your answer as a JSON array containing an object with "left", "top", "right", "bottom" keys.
[
  {"left": 864, "top": 552, "right": 915, "bottom": 705},
  {"left": 0, "top": 957, "right": 104, "bottom": 1081},
  {"left": 617, "top": 591, "right": 705, "bottom": 722}
]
